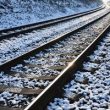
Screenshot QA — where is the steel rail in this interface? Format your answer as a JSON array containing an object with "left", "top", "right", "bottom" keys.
[
  {"left": 0, "top": 6, "right": 105, "bottom": 41},
  {"left": 0, "top": 9, "right": 109, "bottom": 71},
  {"left": 24, "top": 17, "right": 110, "bottom": 110}
]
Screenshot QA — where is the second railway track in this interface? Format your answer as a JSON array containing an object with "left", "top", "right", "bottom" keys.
[
  {"left": 0, "top": 8, "right": 110, "bottom": 65},
  {"left": 0, "top": 7, "right": 110, "bottom": 110},
  {"left": 0, "top": 6, "right": 104, "bottom": 40}
]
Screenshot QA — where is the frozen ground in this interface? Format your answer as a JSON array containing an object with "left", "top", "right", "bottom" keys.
[
  {"left": 48, "top": 30, "right": 110, "bottom": 110},
  {"left": 0, "top": 8, "right": 109, "bottom": 65},
  {"left": 0, "top": 0, "right": 103, "bottom": 30}
]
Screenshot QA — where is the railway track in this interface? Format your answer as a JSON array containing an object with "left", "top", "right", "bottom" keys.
[
  {"left": 46, "top": 25, "right": 110, "bottom": 110},
  {"left": 27, "top": 19, "right": 110, "bottom": 110},
  {"left": 0, "top": 8, "right": 110, "bottom": 110},
  {"left": 0, "top": 8, "right": 110, "bottom": 65},
  {"left": 0, "top": 6, "right": 104, "bottom": 41}
]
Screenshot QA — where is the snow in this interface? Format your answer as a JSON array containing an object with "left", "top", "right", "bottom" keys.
[
  {"left": 0, "top": 0, "right": 103, "bottom": 30},
  {"left": 0, "top": 0, "right": 108, "bottom": 108},
  {"left": 83, "top": 62, "right": 99, "bottom": 72},
  {"left": 0, "top": 91, "right": 31, "bottom": 107},
  {"left": 0, "top": 10, "right": 109, "bottom": 109},
  {"left": 0, "top": 7, "right": 110, "bottom": 108},
  {"left": 11, "top": 64, "right": 59, "bottom": 76},
  {"left": 47, "top": 31, "right": 110, "bottom": 110},
  {"left": 0, "top": 8, "right": 109, "bottom": 65},
  {"left": 0, "top": 11, "right": 109, "bottom": 108}
]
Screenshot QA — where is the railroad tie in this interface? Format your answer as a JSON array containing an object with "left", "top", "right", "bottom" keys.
[
  {"left": 48, "top": 65, "right": 67, "bottom": 71},
  {"left": 10, "top": 72, "right": 57, "bottom": 80},
  {"left": 0, "top": 106, "right": 23, "bottom": 110},
  {"left": 0, "top": 85, "right": 43, "bottom": 95}
]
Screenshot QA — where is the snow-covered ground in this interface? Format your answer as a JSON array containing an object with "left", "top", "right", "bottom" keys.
[
  {"left": 0, "top": 8, "right": 109, "bottom": 65},
  {"left": 48, "top": 31, "right": 110, "bottom": 110},
  {"left": 0, "top": 8, "right": 109, "bottom": 108},
  {"left": 1, "top": 13, "right": 109, "bottom": 108},
  {"left": 0, "top": 0, "right": 103, "bottom": 30}
]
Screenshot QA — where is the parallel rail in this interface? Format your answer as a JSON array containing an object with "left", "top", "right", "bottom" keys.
[
  {"left": 25, "top": 17, "right": 110, "bottom": 110},
  {"left": 0, "top": 8, "right": 109, "bottom": 71},
  {"left": 0, "top": 6, "right": 109, "bottom": 110},
  {"left": 0, "top": 6, "right": 104, "bottom": 41}
]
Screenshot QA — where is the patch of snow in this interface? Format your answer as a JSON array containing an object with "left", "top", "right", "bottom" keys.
[{"left": 0, "top": 0, "right": 103, "bottom": 29}]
